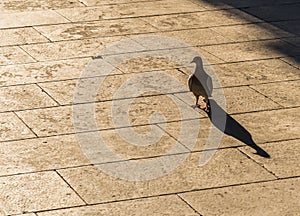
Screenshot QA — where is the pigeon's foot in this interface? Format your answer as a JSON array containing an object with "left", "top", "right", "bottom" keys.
[{"left": 202, "top": 104, "right": 210, "bottom": 113}]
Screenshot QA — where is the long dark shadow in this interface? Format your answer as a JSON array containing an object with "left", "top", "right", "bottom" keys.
[
  {"left": 207, "top": 99, "right": 270, "bottom": 158},
  {"left": 200, "top": 0, "right": 300, "bottom": 63}
]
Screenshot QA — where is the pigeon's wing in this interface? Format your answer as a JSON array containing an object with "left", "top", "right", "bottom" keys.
[
  {"left": 188, "top": 74, "right": 193, "bottom": 91},
  {"left": 206, "top": 75, "right": 213, "bottom": 96},
  {"left": 188, "top": 74, "right": 206, "bottom": 97}
]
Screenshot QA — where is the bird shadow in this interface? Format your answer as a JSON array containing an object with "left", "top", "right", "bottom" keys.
[{"left": 206, "top": 99, "right": 270, "bottom": 158}]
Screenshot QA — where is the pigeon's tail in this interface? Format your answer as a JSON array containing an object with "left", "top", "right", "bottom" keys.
[{"left": 207, "top": 91, "right": 212, "bottom": 98}]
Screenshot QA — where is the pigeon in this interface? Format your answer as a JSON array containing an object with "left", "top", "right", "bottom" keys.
[{"left": 188, "top": 56, "right": 213, "bottom": 112}]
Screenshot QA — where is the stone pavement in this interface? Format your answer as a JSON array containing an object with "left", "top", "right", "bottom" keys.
[{"left": 0, "top": 0, "right": 299, "bottom": 215}]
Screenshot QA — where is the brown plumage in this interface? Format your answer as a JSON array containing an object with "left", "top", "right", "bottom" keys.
[{"left": 188, "top": 56, "right": 213, "bottom": 111}]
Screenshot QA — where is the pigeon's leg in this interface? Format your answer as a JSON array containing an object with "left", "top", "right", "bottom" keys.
[
  {"left": 191, "top": 96, "right": 200, "bottom": 108},
  {"left": 196, "top": 96, "right": 200, "bottom": 107},
  {"left": 203, "top": 97, "right": 210, "bottom": 112}
]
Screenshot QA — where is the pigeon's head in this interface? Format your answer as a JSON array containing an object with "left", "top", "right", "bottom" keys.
[{"left": 191, "top": 56, "right": 203, "bottom": 65}]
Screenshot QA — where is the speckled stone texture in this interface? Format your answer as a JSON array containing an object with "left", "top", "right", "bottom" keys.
[{"left": 0, "top": 0, "right": 299, "bottom": 215}]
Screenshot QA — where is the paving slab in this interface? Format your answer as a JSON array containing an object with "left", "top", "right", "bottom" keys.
[
  {"left": 16, "top": 106, "right": 75, "bottom": 136},
  {"left": 37, "top": 195, "right": 198, "bottom": 216},
  {"left": 240, "top": 139, "right": 300, "bottom": 178},
  {"left": 157, "top": 118, "right": 244, "bottom": 152},
  {"left": 78, "top": 132, "right": 188, "bottom": 169},
  {"left": 251, "top": 80, "right": 300, "bottom": 108},
  {"left": 188, "top": 0, "right": 234, "bottom": 9},
  {"left": 104, "top": 93, "right": 201, "bottom": 125},
  {"left": 280, "top": 56, "right": 300, "bottom": 69},
  {"left": 81, "top": 0, "right": 160, "bottom": 6},
  {"left": 205, "top": 0, "right": 300, "bottom": 8},
  {"left": 111, "top": 55, "right": 184, "bottom": 73},
  {"left": 202, "top": 39, "right": 300, "bottom": 62},
  {"left": 35, "top": 18, "right": 158, "bottom": 41},
  {"left": 284, "top": 36, "right": 300, "bottom": 47},
  {"left": 175, "top": 85, "right": 281, "bottom": 114},
  {"left": 16, "top": 94, "right": 201, "bottom": 136},
  {"left": 104, "top": 46, "right": 224, "bottom": 66},
  {"left": 0, "top": 10, "right": 69, "bottom": 29},
  {"left": 16, "top": 214, "right": 36, "bottom": 216},
  {"left": 0, "top": 46, "right": 36, "bottom": 66},
  {"left": 57, "top": 149, "right": 275, "bottom": 204},
  {"left": 105, "top": 0, "right": 204, "bottom": 17},
  {"left": 232, "top": 107, "right": 300, "bottom": 144},
  {"left": 0, "top": 84, "right": 57, "bottom": 112},
  {"left": 57, "top": 0, "right": 203, "bottom": 22},
  {"left": 162, "top": 28, "right": 232, "bottom": 46},
  {"left": 0, "top": 112, "right": 35, "bottom": 142},
  {"left": 0, "top": 171, "right": 84, "bottom": 215},
  {"left": 143, "top": 9, "right": 261, "bottom": 31},
  {"left": 55, "top": 5, "right": 128, "bottom": 22},
  {"left": 0, "top": 0, "right": 84, "bottom": 12},
  {"left": 211, "top": 23, "right": 293, "bottom": 42},
  {"left": 4, "top": 214, "right": 36, "bottom": 216},
  {"left": 21, "top": 36, "right": 145, "bottom": 61},
  {"left": 39, "top": 68, "right": 188, "bottom": 105},
  {"left": 221, "top": 86, "right": 281, "bottom": 113},
  {"left": 0, "top": 134, "right": 90, "bottom": 176},
  {"left": 180, "top": 177, "right": 300, "bottom": 216},
  {"left": 39, "top": 77, "right": 107, "bottom": 105},
  {"left": 244, "top": 3, "right": 300, "bottom": 22},
  {"left": 77, "top": 126, "right": 189, "bottom": 164},
  {"left": 38, "top": 79, "right": 79, "bottom": 105},
  {"left": 0, "top": 58, "right": 92, "bottom": 86},
  {"left": 271, "top": 20, "right": 300, "bottom": 35},
  {"left": 0, "top": 27, "right": 48, "bottom": 47},
  {"left": 212, "top": 59, "right": 300, "bottom": 87}
]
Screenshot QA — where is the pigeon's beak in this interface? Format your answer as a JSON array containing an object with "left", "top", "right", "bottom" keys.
[{"left": 190, "top": 60, "right": 195, "bottom": 63}]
